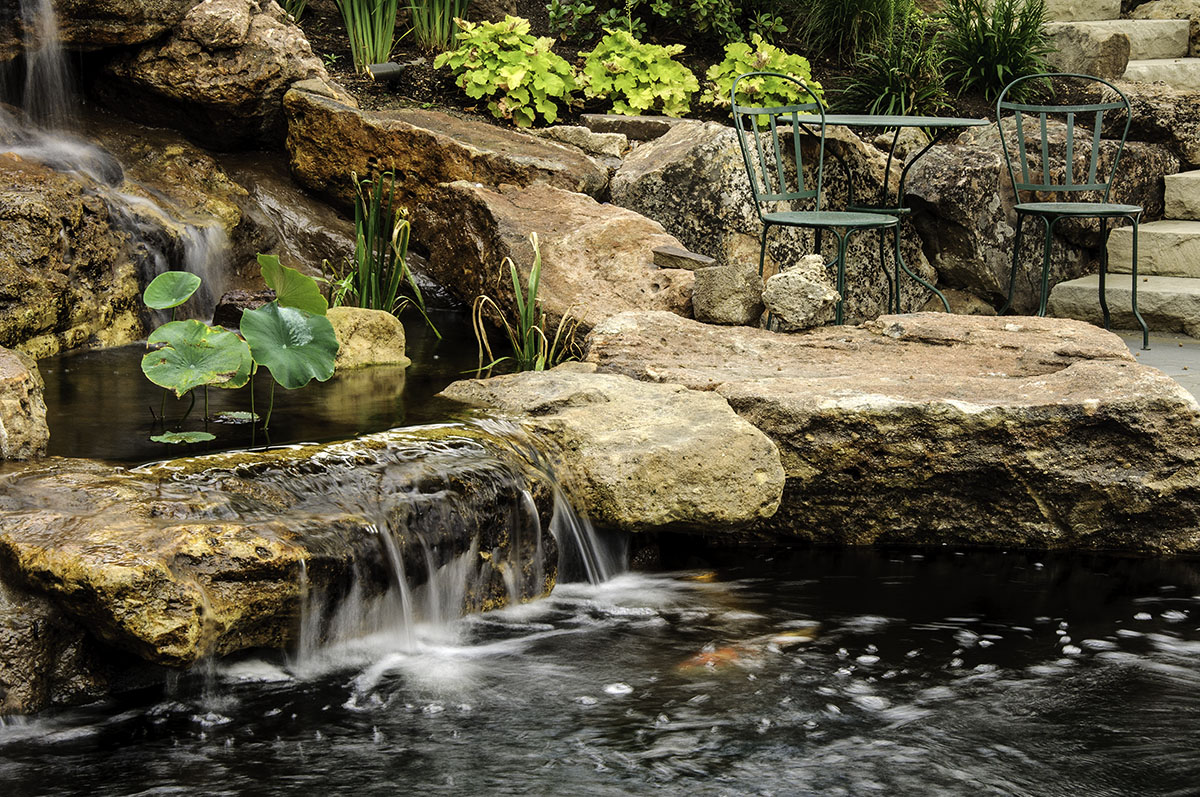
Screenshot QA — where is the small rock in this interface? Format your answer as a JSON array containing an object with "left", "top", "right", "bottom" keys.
[
  {"left": 327, "top": 306, "right": 410, "bottom": 369},
  {"left": 533, "top": 125, "right": 628, "bottom": 159},
  {"left": 693, "top": 263, "right": 764, "bottom": 326},
  {"left": 762, "top": 257, "right": 839, "bottom": 332},
  {"left": 581, "top": 113, "right": 686, "bottom": 141},
  {"left": 652, "top": 245, "right": 716, "bottom": 271}
]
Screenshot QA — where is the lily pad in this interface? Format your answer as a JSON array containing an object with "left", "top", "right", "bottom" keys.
[
  {"left": 143, "top": 271, "right": 202, "bottom": 310},
  {"left": 240, "top": 302, "right": 338, "bottom": 390},
  {"left": 258, "top": 254, "right": 328, "bottom": 316},
  {"left": 143, "top": 320, "right": 253, "bottom": 397},
  {"left": 150, "top": 431, "right": 216, "bottom": 444}
]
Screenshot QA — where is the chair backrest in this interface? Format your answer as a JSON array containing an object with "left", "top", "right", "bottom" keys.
[
  {"left": 996, "top": 72, "right": 1132, "bottom": 204},
  {"left": 730, "top": 71, "right": 826, "bottom": 214}
]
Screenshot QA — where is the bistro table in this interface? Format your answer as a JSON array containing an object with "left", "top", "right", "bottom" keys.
[{"left": 793, "top": 113, "right": 991, "bottom": 313}]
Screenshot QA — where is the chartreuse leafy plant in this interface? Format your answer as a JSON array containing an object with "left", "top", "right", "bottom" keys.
[
  {"left": 701, "top": 35, "right": 824, "bottom": 109},
  {"left": 579, "top": 29, "right": 698, "bottom": 117},
  {"left": 473, "top": 233, "right": 580, "bottom": 373},
  {"left": 434, "top": 16, "right": 577, "bottom": 127}
]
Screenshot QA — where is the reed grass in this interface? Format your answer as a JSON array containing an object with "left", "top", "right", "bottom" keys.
[
  {"left": 335, "top": 0, "right": 400, "bottom": 72},
  {"left": 409, "top": 0, "right": 468, "bottom": 52}
]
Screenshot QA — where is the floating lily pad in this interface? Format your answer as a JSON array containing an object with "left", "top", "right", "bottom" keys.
[
  {"left": 143, "top": 320, "right": 253, "bottom": 397},
  {"left": 143, "top": 271, "right": 202, "bottom": 310},
  {"left": 150, "top": 430, "right": 216, "bottom": 444},
  {"left": 258, "top": 254, "right": 328, "bottom": 316},
  {"left": 240, "top": 302, "right": 338, "bottom": 390}
]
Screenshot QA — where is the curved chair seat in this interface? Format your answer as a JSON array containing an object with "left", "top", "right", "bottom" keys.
[
  {"left": 763, "top": 210, "right": 899, "bottom": 229},
  {"left": 1015, "top": 201, "right": 1142, "bottom": 217}
]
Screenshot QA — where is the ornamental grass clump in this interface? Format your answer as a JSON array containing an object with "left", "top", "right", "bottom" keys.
[
  {"left": 838, "top": 0, "right": 948, "bottom": 117},
  {"left": 702, "top": 34, "right": 824, "bottom": 109},
  {"left": 335, "top": 0, "right": 400, "bottom": 73},
  {"left": 579, "top": 29, "right": 698, "bottom": 117},
  {"left": 940, "top": 0, "right": 1053, "bottom": 101},
  {"left": 435, "top": 16, "right": 577, "bottom": 127},
  {"left": 410, "top": 0, "right": 468, "bottom": 51}
]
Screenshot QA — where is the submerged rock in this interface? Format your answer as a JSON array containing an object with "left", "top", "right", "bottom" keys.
[
  {"left": 412, "top": 180, "right": 693, "bottom": 333},
  {"left": 440, "top": 367, "right": 784, "bottom": 532},
  {"left": 0, "top": 425, "right": 560, "bottom": 693},
  {"left": 284, "top": 87, "right": 609, "bottom": 211},
  {"left": 585, "top": 310, "right": 1200, "bottom": 553}
]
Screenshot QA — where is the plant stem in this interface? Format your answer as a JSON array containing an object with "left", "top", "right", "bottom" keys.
[{"left": 263, "top": 381, "right": 276, "bottom": 431}]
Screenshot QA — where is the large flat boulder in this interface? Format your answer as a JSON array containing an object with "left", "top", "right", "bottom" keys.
[
  {"left": 440, "top": 367, "right": 784, "bottom": 532},
  {"left": 98, "top": 0, "right": 329, "bottom": 149},
  {"left": 907, "top": 121, "right": 1178, "bottom": 312},
  {"left": 285, "top": 87, "right": 609, "bottom": 211},
  {"left": 411, "top": 180, "right": 693, "bottom": 333},
  {"left": 1132, "top": 0, "right": 1200, "bottom": 57},
  {"left": 610, "top": 120, "right": 941, "bottom": 322},
  {"left": 585, "top": 310, "right": 1200, "bottom": 553},
  {"left": 0, "top": 425, "right": 558, "bottom": 678},
  {"left": 1114, "top": 79, "right": 1200, "bottom": 169}
]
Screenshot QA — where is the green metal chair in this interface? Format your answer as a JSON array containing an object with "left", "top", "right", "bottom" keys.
[
  {"left": 996, "top": 72, "right": 1149, "bottom": 349},
  {"left": 731, "top": 71, "right": 898, "bottom": 324}
]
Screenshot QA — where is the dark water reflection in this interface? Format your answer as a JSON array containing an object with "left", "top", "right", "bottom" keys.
[
  {"left": 2, "top": 548, "right": 1197, "bottom": 796},
  {"left": 40, "top": 309, "right": 480, "bottom": 463}
]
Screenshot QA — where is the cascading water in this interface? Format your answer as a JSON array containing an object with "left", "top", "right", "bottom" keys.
[{"left": 1, "top": 0, "right": 231, "bottom": 319}]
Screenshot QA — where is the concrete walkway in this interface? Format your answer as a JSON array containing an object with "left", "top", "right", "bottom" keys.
[{"left": 1120, "top": 330, "right": 1200, "bottom": 398}]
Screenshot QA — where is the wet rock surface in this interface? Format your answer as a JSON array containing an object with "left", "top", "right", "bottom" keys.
[
  {"left": 285, "top": 87, "right": 609, "bottom": 211},
  {"left": 585, "top": 310, "right": 1200, "bottom": 552},
  {"left": 412, "top": 180, "right": 693, "bottom": 333},
  {"left": 0, "top": 426, "right": 559, "bottom": 684},
  {"left": 1, "top": 0, "right": 190, "bottom": 63},
  {"left": 440, "top": 366, "right": 784, "bottom": 532},
  {"left": 0, "top": 348, "right": 48, "bottom": 460}
]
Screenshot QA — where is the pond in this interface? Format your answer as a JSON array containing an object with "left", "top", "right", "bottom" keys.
[
  {"left": 1, "top": 547, "right": 1196, "bottom": 796},
  {"left": 39, "top": 309, "right": 481, "bottom": 463}
]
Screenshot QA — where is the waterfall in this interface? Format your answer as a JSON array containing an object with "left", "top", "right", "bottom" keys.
[{"left": 1, "top": 0, "right": 232, "bottom": 320}]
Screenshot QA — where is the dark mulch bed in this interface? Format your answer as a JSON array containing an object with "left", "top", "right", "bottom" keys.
[{"left": 298, "top": 4, "right": 997, "bottom": 131}]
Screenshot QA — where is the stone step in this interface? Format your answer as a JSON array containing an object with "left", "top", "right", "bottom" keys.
[
  {"left": 1051, "top": 19, "right": 1191, "bottom": 60},
  {"left": 1048, "top": 274, "right": 1200, "bottom": 337},
  {"left": 1122, "top": 58, "right": 1200, "bottom": 91},
  {"left": 1044, "top": 0, "right": 1120, "bottom": 22},
  {"left": 1165, "top": 171, "right": 1200, "bottom": 221},
  {"left": 1107, "top": 220, "right": 1200, "bottom": 277}
]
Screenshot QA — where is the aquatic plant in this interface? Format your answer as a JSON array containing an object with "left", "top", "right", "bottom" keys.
[
  {"left": 472, "top": 233, "right": 580, "bottom": 373},
  {"left": 325, "top": 172, "right": 439, "bottom": 337},
  {"left": 334, "top": 0, "right": 400, "bottom": 72},
  {"left": 140, "top": 262, "right": 339, "bottom": 441}
]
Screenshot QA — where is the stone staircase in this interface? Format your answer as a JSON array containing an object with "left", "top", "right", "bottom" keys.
[{"left": 1041, "top": 0, "right": 1200, "bottom": 339}]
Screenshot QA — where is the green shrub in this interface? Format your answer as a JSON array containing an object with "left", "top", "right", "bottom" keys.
[
  {"left": 547, "top": 0, "right": 598, "bottom": 41},
  {"left": 410, "top": 0, "right": 467, "bottom": 51},
  {"left": 939, "top": 0, "right": 1053, "bottom": 101},
  {"left": 701, "top": 34, "right": 824, "bottom": 108},
  {"left": 579, "top": 29, "right": 699, "bottom": 117},
  {"left": 837, "top": 1, "right": 948, "bottom": 116},
  {"left": 334, "top": 0, "right": 400, "bottom": 72},
  {"left": 434, "top": 16, "right": 577, "bottom": 127},
  {"left": 790, "top": 0, "right": 898, "bottom": 60}
]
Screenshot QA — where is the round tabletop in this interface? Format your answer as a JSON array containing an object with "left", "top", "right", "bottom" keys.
[{"left": 793, "top": 114, "right": 990, "bottom": 128}]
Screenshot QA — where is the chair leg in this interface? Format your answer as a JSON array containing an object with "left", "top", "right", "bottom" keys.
[
  {"left": 1038, "top": 216, "right": 1055, "bottom": 316},
  {"left": 834, "top": 229, "right": 850, "bottom": 325},
  {"left": 1129, "top": 214, "right": 1149, "bottom": 350},
  {"left": 893, "top": 223, "right": 949, "bottom": 314},
  {"left": 1098, "top": 217, "right": 1110, "bottom": 330},
  {"left": 758, "top": 224, "right": 771, "bottom": 278},
  {"left": 1000, "top": 213, "right": 1024, "bottom": 315},
  {"left": 878, "top": 228, "right": 895, "bottom": 314}
]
